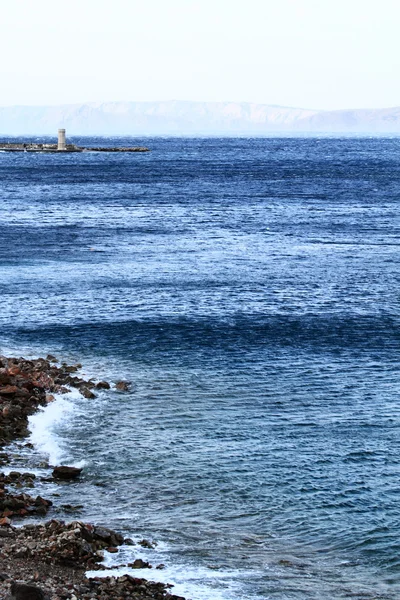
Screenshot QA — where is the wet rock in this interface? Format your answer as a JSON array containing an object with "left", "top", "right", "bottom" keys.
[
  {"left": 93, "top": 526, "right": 124, "bottom": 546},
  {"left": 138, "top": 538, "right": 157, "bottom": 549},
  {"left": 115, "top": 381, "right": 130, "bottom": 392},
  {"left": 52, "top": 466, "right": 82, "bottom": 480},
  {"left": 80, "top": 387, "right": 96, "bottom": 399},
  {"left": 34, "top": 496, "right": 52, "bottom": 508},
  {"left": 128, "top": 559, "right": 152, "bottom": 569},
  {"left": 95, "top": 381, "right": 110, "bottom": 390},
  {"left": 62, "top": 365, "right": 79, "bottom": 373},
  {"left": 124, "top": 537, "right": 135, "bottom": 545}
]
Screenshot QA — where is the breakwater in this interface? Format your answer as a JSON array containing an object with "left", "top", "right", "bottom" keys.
[{"left": 0, "top": 142, "right": 149, "bottom": 153}]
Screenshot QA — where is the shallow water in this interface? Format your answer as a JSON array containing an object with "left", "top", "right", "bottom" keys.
[{"left": 1, "top": 137, "right": 400, "bottom": 599}]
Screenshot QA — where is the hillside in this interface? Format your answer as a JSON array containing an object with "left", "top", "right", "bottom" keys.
[{"left": 1, "top": 101, "right": 400, "bottom": 135}]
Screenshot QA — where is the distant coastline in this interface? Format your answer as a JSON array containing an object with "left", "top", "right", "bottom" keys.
[{"left": 1, "top": 100, "right": 400, "bottom": 136}]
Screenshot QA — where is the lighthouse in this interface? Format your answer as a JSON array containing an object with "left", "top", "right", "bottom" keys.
[{"left": 57, "top": 128, "right": 66, "bottom": 151}]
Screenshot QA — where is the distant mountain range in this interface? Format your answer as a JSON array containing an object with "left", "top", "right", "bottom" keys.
[{"left": 1, "top": 101, "right": 400, "bottom": 135}]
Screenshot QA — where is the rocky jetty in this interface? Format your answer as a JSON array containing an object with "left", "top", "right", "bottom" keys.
[
  {"left": 0, "top": 354, "right": 186, "bottom": 600},
  {"left": 0, "top": 143, "right": 149, "bottom": 153},
  {"left": 80, "top": 147, "right": 149, "bottom": 153}
]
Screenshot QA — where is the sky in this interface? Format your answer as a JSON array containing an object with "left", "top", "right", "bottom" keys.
[{"left": 1, "top": 0, "right": 400, "bottom": 110}]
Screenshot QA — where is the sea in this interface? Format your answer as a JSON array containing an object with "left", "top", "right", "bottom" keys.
[{"left": 0, "top": 136, "right": 399, "bottom": 599}]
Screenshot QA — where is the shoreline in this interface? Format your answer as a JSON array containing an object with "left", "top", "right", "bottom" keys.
[{"left": 0, "top": 354, "right": 186, "bottom": 600}]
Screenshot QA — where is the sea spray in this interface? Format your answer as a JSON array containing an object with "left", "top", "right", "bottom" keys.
[{"left": 28, "top": 389, "right": 86, "bottom": 467}]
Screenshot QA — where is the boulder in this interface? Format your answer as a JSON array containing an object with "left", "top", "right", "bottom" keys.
[{"left": 52, "top": 466, "right": 82, "bottom": 480}]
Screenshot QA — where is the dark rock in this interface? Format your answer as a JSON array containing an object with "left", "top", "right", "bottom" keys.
[
  {"left": 0, "top": 527, "right": 14, "bottom": 537},
  {"left": 0, "top": 371, "right": 11, "bottom": 385},
  {"left": 34, "top": 496, "right": 52, "bottom": 507},
  {"left": 62, "top": 365, "right": 79, "bottom": 373},
  {"left": 124, "top": 537, "right": 135, "bottom": 545},
  {"left": 95, "top": 381, "right": 110, "bottom": 390},
  {"left": 93, "top": 526, "right": 124, "bottom": 546},
  {"left": 11, "top": 581, "right": 47, "bottom": 600},
  {"left": 80, "top": 387, "right": 96, "bottom": 399},
  {"left": 128, "top": 559, "right": 152, "bottom": 569},
  {"left": 138, "top": 538, "right": 157, "bottom": 549},
  {"left": 52, "top": 466, "right": 82, "bottom": 480}
]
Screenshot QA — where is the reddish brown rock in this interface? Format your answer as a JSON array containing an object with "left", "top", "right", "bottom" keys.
[
  {"left": 115, "top": 381, "right": 131, "bottom": 391},
  {"left": 0, "top": 385, "right": 19, "bottom": 396}
]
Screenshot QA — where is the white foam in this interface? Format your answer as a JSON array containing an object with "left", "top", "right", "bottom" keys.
[
  {"left": 28, "top": 390, "right": 83, "bottom": 466},
  {"left": 87, "top": 548, "right": 256, "bottom": 600},
  {"left": 86, "top": 564, "right": 250, "bottom": 600}
]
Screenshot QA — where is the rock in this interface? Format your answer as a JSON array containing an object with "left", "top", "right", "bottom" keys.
[
  {"left": 7, "top": 366, "right": 21, "bottom": 376},
  {"left": 45, "top": 394, "right": 55, "bottom": 403},
  {"left": 80, "top": 387, "right": 96, "bottom": 399},
  {"left": 46, "top": 354, "right": 58, "bottom": 362},
  {"left": 52, "top": 466, "right": 82, "bottom": 480},
  {"left": 93, "top": 526, "right": 124, "bottom": 546},
  {"left": 128, "top": 559, "right": 152, "bottom": 569},
  {"left": 124, "top": 537, "right": 135, "bottom": 545},
  {"left": 138, "top": 538, "right": 157, "bottom": 549},
  {"left": 11, "top": 581, "right": 47, "bottom": 599},
  {"left": 0, "top": 370, "right": 11, "bottom": 385},
  {"left": 95, "top": 381, "right": 110, "bottom": 390},
  {"left": 115, "top": 381, "right": 131, "bottom": 391},
  {"left": 0, "top": 385, "right": 19, "bottom": 396},
  {"left": 34, "top": 496, "right": 52, "bottom": 507}
]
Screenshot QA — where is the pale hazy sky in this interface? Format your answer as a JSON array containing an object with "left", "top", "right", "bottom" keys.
[{"left": 1, "top": 0, "right": 400, "bottom": 110}]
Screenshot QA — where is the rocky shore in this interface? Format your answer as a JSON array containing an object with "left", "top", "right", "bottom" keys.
[{"left": 0, "top": 355, "right": 186, "bottom": 600}]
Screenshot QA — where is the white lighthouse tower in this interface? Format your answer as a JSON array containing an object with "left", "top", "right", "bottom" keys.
[{"left": 57, "top": 128, "right": 66, "bottom": 151}]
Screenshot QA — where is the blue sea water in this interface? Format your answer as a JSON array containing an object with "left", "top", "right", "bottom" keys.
[{"left": 0, "top": 136, "right": 400, "bottom": 599}]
